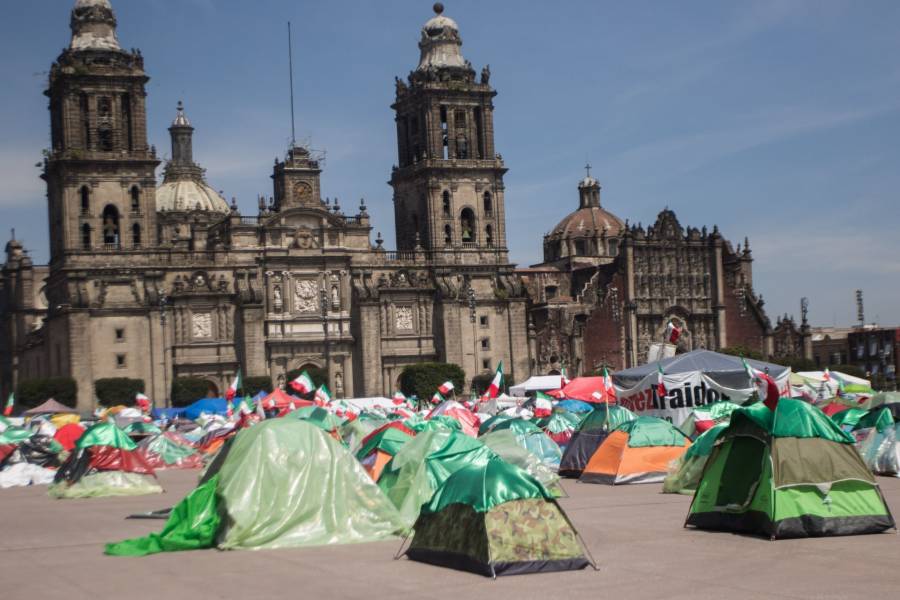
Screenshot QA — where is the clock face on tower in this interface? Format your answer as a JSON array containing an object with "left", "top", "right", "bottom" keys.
[{"left": 293, "top": 181, "right": 314, "bottom": 204}]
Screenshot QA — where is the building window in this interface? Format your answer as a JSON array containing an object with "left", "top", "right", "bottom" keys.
[
  {"left": 444, "top": 224, "right": 452, "bottom": 246},
  {"left": 482, "top": 359, "right": 491, "bottom": 371},
  {"left": 132, "top": 223, "right": 141, "bottom": 248},
  {"left": 574, "top": 239, "right": 586, "bottom": 255},
  {"left": 483, "top": 191, "right": 492, "bottom": 214},
  {"left": 545, "top": 285, "right": 558, "bottom": 300},
  {"left": 442, "top": 190, "right": 451, "bottom": 216},
  {"left": 440, "top": 106, "right": 449, "bottom": 160},
  {"left": 115, "top": 328, "right": 125, "bottom": 342},
  {"left": 80, "top": 186, "right": 90, "bottom": 214},
  {"left": 481, "top": 338, "right": 491, "bottom": 351},
  {"left": 479, "top": 315, "right": 489, "bottom": 328},
  {"left": 81, "top": 223, "right": 91, "bottom": 250},
  {"left": 116, "top": 354, "right": 126, "bottom": 368},
  {"left": 460, "top": 208, "right": 476, "bottom": 243},
  {"left": 80, "top": 93, "right": 91, "bottom": 148},
  {"left": 130, "top": 186, "right": 140, "bottom": 213},
  {"left": 455, "top": 134, "right": 468, "bottom": 159},
  {"left": 485, "top": 224, "right": 494, "bottom": 247},
  {"left": 608, "top": 239, "right": 619, "bottom": 257}
]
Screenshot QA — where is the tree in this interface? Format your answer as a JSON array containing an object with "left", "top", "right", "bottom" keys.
[
  {"left": 242, "top": 376, "right": 273, "bottom": 397},
  {"left": 470, "top": 372, "right": 495, "bottom": 395},
  {"left": 399, "top": 362, "right": 466, "bottom": 402},
  {"left": 719, "top": 346, "right": 764, "bottom": 361},
  {"left": 94, "top": 378, "right": 145, "bottom": 407},
  {"left": 171, "top": 377, "right": 217, "bottom": 407},
  {"left": 16, "top": 377, "right": 78, "bottom": 410}
]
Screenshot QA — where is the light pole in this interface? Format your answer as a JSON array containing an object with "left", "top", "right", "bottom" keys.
[{"left": 159, "top": 294, "right": 170, "bottom": 408}]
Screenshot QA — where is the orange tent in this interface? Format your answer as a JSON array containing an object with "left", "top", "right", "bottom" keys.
[
  {"left": 261, "top": 388, "right": 313, "bottom": 411},
  {"left": 580, "top": 416, "right": 690, "bottom": 485}
]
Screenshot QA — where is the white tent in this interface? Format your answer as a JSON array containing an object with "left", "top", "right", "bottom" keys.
[{"left": 509, "top": 375, "right": 563, "bottom": 397}]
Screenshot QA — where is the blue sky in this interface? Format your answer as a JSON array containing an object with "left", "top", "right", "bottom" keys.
[{"left": 1, "top": 0, "right": 899, "bottom": 327}]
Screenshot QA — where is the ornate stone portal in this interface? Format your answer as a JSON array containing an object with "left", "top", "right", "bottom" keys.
[{"left": 293, "top": 279, "right": 319, "bottom": 314}]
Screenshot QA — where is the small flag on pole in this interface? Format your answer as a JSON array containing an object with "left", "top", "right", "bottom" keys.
[
  {"left": 225, "top": 370, "right": 241, "bottom": 402},
  {"left": 656, "top": 364, "right": 667, "bottom": 398},
  {"left": 431, "top": 391, "right": 445, "bottom": 405},
  {"left": 392, "top": 391, "right": 407, "bottom": 405},
  {"left": 314, "top": 384, "right": 332, "bottom": 406},
  {"left": 534, "top": 391, "right": 553, "bottom": 418},
  {"left": 664, "top": 321, "right": 682, "bottom": 344},
  {"left": 485, "top": 362, "right": 504, "bottom": 399},
  {"left": 3, "top": 393, "right": 14, "bottom": 417},
  {"left": 289, "top": 371, "right": 315, "bottom": 395},
  {"left": 438, "top": 381, "right": 455, "bottom": 396}
]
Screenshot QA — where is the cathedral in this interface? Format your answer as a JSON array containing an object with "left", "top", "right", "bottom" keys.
[
  {"left": 0, "top": 1, "right": 529, "bottom": 410},
  {"left": 0, "top": 1, "right": 788, "bottom": 411}
]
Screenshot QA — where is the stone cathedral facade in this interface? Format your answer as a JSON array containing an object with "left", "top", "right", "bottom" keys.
[{"left": 0, "top": 1, "right": 529, "bottom": 410}]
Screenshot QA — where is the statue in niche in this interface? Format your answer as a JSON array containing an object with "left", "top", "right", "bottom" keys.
[
  {"left": 273, "top": 285, "right": 283, "bottom": 313},
  {"left": 335, "top": 372, "right": 344, "bottom": 397},
  {"left": 331, "top": 284, "right": 339, "bottom": 309}
]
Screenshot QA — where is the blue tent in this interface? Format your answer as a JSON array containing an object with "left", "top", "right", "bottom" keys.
[
  {"left": 558, "top": 399, "right": 594, "bottom": 414},
  {"left": 152, "top": 407, "right": 186, "bottom": 421},
  {"left": 183, "top": 397, "right": 228, "bottom": 420}
]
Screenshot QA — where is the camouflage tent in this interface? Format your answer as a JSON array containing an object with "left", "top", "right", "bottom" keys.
[{"left": 404, "top": 458, "right": 592, "bottom": 577}]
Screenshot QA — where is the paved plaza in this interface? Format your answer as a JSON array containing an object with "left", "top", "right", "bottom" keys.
[{"left": 2, "top": 471, "right": 898, "bottom": 600}]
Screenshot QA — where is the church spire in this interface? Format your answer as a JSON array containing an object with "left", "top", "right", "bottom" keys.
[
  {"left": 163, "top": 101, "right": 203, "bottom": 183},
  {"left": 70, "top": 0, "right": 121, "bottom": 52},
  {"left": 417, "top": 3, "right": 468, "bottom": 72}
]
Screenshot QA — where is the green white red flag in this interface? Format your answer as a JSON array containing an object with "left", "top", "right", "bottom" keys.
[
  {"left": 392, "top": 391, "right": 407, "bottom": 405},
  {"left": 314, "top": 384, "right": 331, "bottom": 406},
  {"left": 656, "top": 364, "right": 667, "bottom": 397},
  {"left": 486, "top": 362, "right": 504, "bottom": 399},
  {"left": 225, "top": 370, "right": 241, "bottom": 402},
  {"left": 534, "top": 391, "right": 553, "bottom": 418},
  {"left": 431, "top": 391, "right": 445, "bottom": 405},
  {"left": 438, "top": 381, "right": 454, "bottom": 396},
  {"left": 3, "top": 393, "right": 13, "bottom": 417},
  {"left": 289, "top": 371, "right": 315, "bottom": 395}
]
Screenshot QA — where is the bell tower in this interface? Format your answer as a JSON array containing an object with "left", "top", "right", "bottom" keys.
[
  {"left": 390, "top": 3, "right": 508, "bottom": 258},
  {"left": 43, "top": 0, "right": 159, "bottom": 262}
]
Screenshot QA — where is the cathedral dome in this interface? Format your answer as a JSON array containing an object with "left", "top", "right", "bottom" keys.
[
  {"left": 156, "top": 180, "right": 230, "bottom": 214},
  {"left": 417, "top": 3, "right": 467, "bottom": 71},
  {"left": 70, "top": 0, "right": 121, "bottom": 52},
  {"left": 549, "top": 206, "right": 625, "bottom": 240}
]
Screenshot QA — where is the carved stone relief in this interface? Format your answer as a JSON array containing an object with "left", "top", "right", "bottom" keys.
[
  {"left": 192, "top": 312, "right": 212, "bottom": 339},
  {"left": 395, "top": 306, "right": 414, "bottom": 331},
  {"left": 294, "top": 279, "right": 319, "bottom": 313}
]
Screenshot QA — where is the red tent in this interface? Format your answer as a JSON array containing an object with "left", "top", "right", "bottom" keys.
[
  {"left": 53, "top": 423, "right": 85, "bottom": 451},
  {"left": 820, "top": 401, "right": 852, "bottom": 417},
  {"left": 554, "top": 377, "right": 617, "bottom": 403},
  {"left": 261, "top": 388, "right": 313, "bottom": 411}
]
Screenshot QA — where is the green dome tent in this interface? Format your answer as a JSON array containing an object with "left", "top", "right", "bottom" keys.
[
  {"left": 377, "top": 429, "right": 497, "bottom": 527},
  {"left": 404, "top": 458, "right": 593, "bottom": 577},
  {"left": 559, "top": 405, "right": 637, "bottom": 477},
  {"left": 479, "top": 429, "right": 562, "bottom": 494},
  {"left": 663, "top": 423, "right": 729, "bottom": 495},
  {"left": 106, "top": 419, "right": 405, "bottom": 556},
  {"left": 480, "top": 418, "right": 562, "bottom": 468},
  {"left": 686, "top": 399, "right": 895, "bottom": 539}
]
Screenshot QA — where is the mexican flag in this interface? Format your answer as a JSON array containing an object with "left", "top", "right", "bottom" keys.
[
  {"left": 741, "top": 356, "right": 759, "bottom": 383},
  {"left": 656, "top": 364, "right": 667, "bottom": 398},
  {"left": 392, "top": 391, "right": 407, "bottom": 405},
  {"left": 592, "top": 367, "right": 615, "bottom": 404},
  {"left": 225, "top": 370, "right": 241, "bottom": 402},
  {"left": 431, "top": 391, "right": 445, "bottom": 405},
  {"left": 664, "top": 321, "right": 682, "bottom": 344},
  {"left": 237, "top": 396, "right": 252, "bottom": 416},
  {"left": 533, "top": 391, "right": 553, "bottom": 418},
  {"left": 289, "top": 371, "right": 315, "bottom": 395},
  {"left": 561, "top": 368, "right": 570, "bottom": 386},
  {"left": 485, "top": 362, "right": 504, "bottom": 399},
  {"left": 3, "top": 393, "right": 13, "bottom": 417},
  {"left": 756, "top": 372, "right": 780, "bottom": 411},
  {"left": 438, "top": 381, "right": 454, "bottom": 396},
  {"left": 314, "top": 384, "right": 331, "bottom": 406}
]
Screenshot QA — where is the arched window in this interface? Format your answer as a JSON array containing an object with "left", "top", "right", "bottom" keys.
[
  {"left": 442, "top": 190, "right": 451, "bottom": 216},
  {"left": 80, "top": 186, "right": 90, "bottom": 214},
  {"left": 81, "top": 223, "right": 91, "bottom": 250},
  {"left": 574, "top": 239, "right": 586, "bottom": 256},
  {"left": 460, "top": 208, "right": 476, "bottom": 244},
  {"left": 444, "top": 224, "right": 452, "bottom": 246},
  {"left": 101, "top": 205, "right": 120, "bottom": 247},
  {"left": 485, "top": 224, "right": 494, "bottom": 247},
  {"left": 483, "top": 191, "right": 492, "bottom": 214},
  {"left": 130, "top": 186, "right": 140, "bottom": 213},
  {"left": 132, "top": 223, "right": 141, "bottom": 248}
]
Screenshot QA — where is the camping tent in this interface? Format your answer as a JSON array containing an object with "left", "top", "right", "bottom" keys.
[
  {"left": 679, "top": 401, "right": 738, "bottom": 439},
  {"left": 106, "top": 419, "right": 405, "bottom": 555},
  {"left": 404, "top": 459, "right": 591, "bottom": 577},
  {"left": 23, "top": 399, "right": 77, "bottom": 416},
  {"left": 558, "top": 405, "right": 637, "bottom": 477},
  {"left": 182, "top": 398, "right": 228, "bottom": 420},
  {"left": 427, "top": 400, "right": 480, "bottom": 437},
  {"left": 580, "top": 417, "right": 691, "bottom": 485},
  {"left": 378, "top": 429, "right": 497, "bottom": 527},
  {"left": 858, "top": 423, "right": 900, "bottom": 477},
  {"left": 480, "top": 418, "right": 562, "bottom": 468},
  {"left": 53, "top": 423, "right": 85, "bottom": 452},
  {"left": 663, "top": 423, "right": 728, "bottom": 494},
  {"left": 50, "top": 422, "right": 162, "bottom": 499},
  {"left": 509, "top": 375, "right": 563, "bottom": 397},
  {"left": 260, "top": 388, "right": 312, "bottom": 411},
  {"left": 686, "top": 399, "right": 895, "bottom": 538},
  {"left": 356, "top": 422, "right": 416, "bottom": 481},
  {"left": 554, "top": 377, "right": 608, "bottom": 403},
  {"left": 137, "top": 432, "right": 204, "bottom": 470},
  {"left": 533, "top": 410, "right": 583, "bottom": 449}
]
